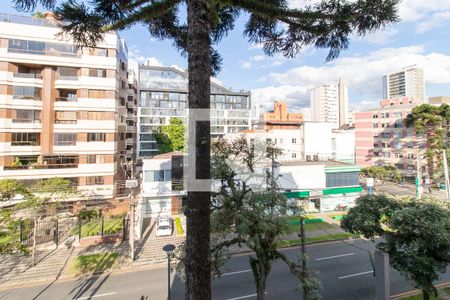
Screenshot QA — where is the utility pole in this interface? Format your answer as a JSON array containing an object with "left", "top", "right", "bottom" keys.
[
  {"left": 443, "top": 149, "right": 450, "bottom": 200},
  {"left": 299, "top": 215, "right": 306, "bottom": 300},
  {"left": 129, "top": 186, "right": 136, "bottom": 261}
]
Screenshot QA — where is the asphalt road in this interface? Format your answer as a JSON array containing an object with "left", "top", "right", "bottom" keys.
[{"left": 1, "top": 239, "right": 449, "bottom": 300}]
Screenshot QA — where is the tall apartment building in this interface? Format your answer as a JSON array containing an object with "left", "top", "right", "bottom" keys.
[
  {"left": 0, "top": 13, "right": 129, "bottom": 204},
  {"left": 256, "top": 101, "right": 304, "bottom": 130},
  {"left": 382, "top": 65, "right": 425, "bottom": 100},
  {"left": 310, "top": 78, "right": 348, "bottom": 129},
  {"left": 125, "top": 68, "right": 137, "bottom": 177},
  {"left": 137, "top": 65, "right": 251, "bottom": 157},
  {"left": 355, "top": 97, "right": 424, "bottom": 180}
]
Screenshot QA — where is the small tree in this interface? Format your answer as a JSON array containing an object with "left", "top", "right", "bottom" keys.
[
  {"left": 341, "top": 195, "right": 450, "bottom": 300},
  {"left": 209, "top": 137, "right": 321, "bottom": 300},
  {"left": 360, "top": 166, "right": 402, "bottom": 190},
  {"left": 155, "top": 117, "right": 185, "bottom": 153}
]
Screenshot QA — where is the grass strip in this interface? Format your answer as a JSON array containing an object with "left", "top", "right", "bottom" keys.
[{"left": 72, "top": 252, "right": 119, "bottom": 275}]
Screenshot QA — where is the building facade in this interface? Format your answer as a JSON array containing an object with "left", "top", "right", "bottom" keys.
[
  {"left": 125, "top": 68, "right": 137, "bottom": 177},
  {"left": 0, "top": 13, "right": 129, "bottom": 203},
  {"left": 279, "top": 161, "right": 362, "bottom": 212},
  {"left": 382, "top": 65, "right": 425, "bottom": 100},
  {"left": 310, "top": 78, "right": 348, "bottom": 129},
  {"left": 355, "top": 97, "right": 424, "bottom": 178},
  {"left": 227, "top": 129, "right": 303, "bottom": 162},
  {"left": 257, "top": 101, "right": 304, "bottom": 130},
  {"left": 137, "top": 65, "right": 251, "bottom": 157}
]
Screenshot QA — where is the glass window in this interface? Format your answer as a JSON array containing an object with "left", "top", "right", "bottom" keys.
[
  {"left": 89, "top": 68, "right": 107, "bottom": 78},
  {"left": 97, "top": 48, "right": 107, "bottom": 57},
  {"left": 87, "top": 133, "right": 106, "bottom": 142},
  {"left": 55, "top": 111, "right": 77, "bottom": 124},
  {"left": 86, "top": 155, "right": 96, "bottom": 164},
  {"left": 12, "top": 109, "right": 40, "bottom": 123},
  {"left": 86, "top": 176, "right": 104, "bottom": 185},
  {"left": 154, "top": 170, "right": 165, "bottom": 182},
  {"left": 11, "top": 132, "right": 40, "bottom": 146},
  {"left": 326, "top": 172, "right": 359, "bottom": 188},
  {"left": 54, "top": 133, "right": 76, "bottom": 146},
  {"left": 13, "top": 86, "right": 41, "bottom": 100}
]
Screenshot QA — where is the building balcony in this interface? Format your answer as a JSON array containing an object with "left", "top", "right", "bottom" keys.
[
  {"left": 3, "top": 163, "right": 78, "bottom": 170},
  {"left": 13, "top": 72, "right": 42, "bottom": 79},
  {"left": 55, "top": 96, "right": 77, "bottom": 102}
]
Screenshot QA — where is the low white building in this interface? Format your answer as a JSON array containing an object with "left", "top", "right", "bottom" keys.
[{"left": 277, "top": 161, "right": 362, "bottom": 212}]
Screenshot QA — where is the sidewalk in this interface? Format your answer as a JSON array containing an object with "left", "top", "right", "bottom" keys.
[{"left": 0, "top": 241, "right": 130, "bottom": 290}]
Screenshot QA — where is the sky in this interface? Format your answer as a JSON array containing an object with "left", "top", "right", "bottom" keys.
[{"left": 2, "top": 0, "right": 450, "bottom": 118}]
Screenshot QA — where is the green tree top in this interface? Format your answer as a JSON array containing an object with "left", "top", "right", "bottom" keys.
[
  {"left": 155, "top": 117, "right": 185, "bottom": 154},
  {"left": 342, "top": 195, "right": 450, "bottom": 299}
]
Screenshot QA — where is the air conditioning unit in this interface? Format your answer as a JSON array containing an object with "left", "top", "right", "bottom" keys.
[
  {"left": 313, "top": 154, "right": 319, "bottom": 161},
  {"left": 306, "top": 155, "right": 312, "bottom": 161}
]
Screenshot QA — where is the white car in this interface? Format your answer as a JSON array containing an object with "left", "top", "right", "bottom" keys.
[{"left": 156, "top": 217, "right": 173, "bottom": 237}]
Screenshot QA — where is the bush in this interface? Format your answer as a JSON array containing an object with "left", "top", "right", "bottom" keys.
[{"left": 175, "top": 217, "right": 184, "bottom": 235}]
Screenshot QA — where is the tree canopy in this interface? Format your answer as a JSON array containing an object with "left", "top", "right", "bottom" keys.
[
  {"left": 341, "top": 195, "right": 450, "bottom": 299},
  {"left": 13, "top": 0, "right": 400, "bottom": 75},
  {"left": 405, "top": 104, "right": 450, "bottom": 180},
  {"left": 154, "top": 117, "right": 185, "bottom": 153},
  {"left": 360, "top": 165, "right": 402, "bottom": 188}
]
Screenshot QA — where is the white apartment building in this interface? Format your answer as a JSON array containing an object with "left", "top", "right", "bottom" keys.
[
  {"left": 227, "top": 129, "right": 303, "bottom": 161},
  {"left": 383, "top": 65, "right": 425, "bottom": 100},
  {"left": 310, "top": 78, "right": 348, "bottom": 129},
  {"left": 227, "top": 121, "right": 355, "bottom": 163},
  {"left": 137, "top": 65, "right": 251, "bottom": 157},
  {"left": 0, "top": 13, "right": 129, "bottom": 204}
]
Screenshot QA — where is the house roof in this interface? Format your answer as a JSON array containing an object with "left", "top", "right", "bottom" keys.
[{"left": 151, "top": 151, "right": 186, "bottom": 159}]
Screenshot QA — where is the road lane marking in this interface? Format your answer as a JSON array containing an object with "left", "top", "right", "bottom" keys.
[
  {"left": 226, "top": 293, "right": 258, "bottom": 300},
  {"left": 338, "top": 270, "right": 373, "bottom": 279},
  {"left": 315, "top": 253, "right": 355, "bottom": 261},
  {"left": 222, "top": 269, "right": 252, "bottom": 276},
  {"left": 73, "top": 292, "right": 116, "bottom": 300}
]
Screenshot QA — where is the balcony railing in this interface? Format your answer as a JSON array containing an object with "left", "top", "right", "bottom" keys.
[
  {"left": 13, "top": 95, "right": 41, "bottom": 101},
  {"left": 12, "top": 119, "right": 41, "bottom": 123},
  {"left": 13, "top": 72, "right": 42, "bottom": 79},
  {"left": 0, "top": 13, "right": 58, "bottom": 27},
  {"left": 55, "top": 96, "right": 77, "bottom": 102},
  {"left": 57, "top": 75, "right": 78, "bottom": 81},
  {"left": 11, "top": 141, "right": 40, "bottom": 146},
  {"left": 4, "top": 163, "right": 78, "bottom": 170},
  {"left": 55, "top": 120, "right": 77, "bottom": 124}
]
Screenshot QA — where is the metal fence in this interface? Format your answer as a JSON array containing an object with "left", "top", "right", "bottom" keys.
[{"left": 18, "top": 217, "right": 78, "bottom": 247}]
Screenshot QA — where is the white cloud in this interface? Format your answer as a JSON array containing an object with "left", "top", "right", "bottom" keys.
[
  {"left": 250, "top": 85, "right": 310, "bottom": 115},
  {"left": 267, "top": 45, "right": 450, "bottom": 94},
  {"left": 241, "top": 61, "right": 252, "bottom": 69},
  {"left": 416, "top": 11, "right": 450, "bottom": 33},
  {"left": 359, "top": 28, "right": 399, "bottom": 45},
  {"left": 128, "top": 46, "right": 162, "bottom": 71},
  {"left": 253, "top": 45, "right": 450, "bottom": 112}
]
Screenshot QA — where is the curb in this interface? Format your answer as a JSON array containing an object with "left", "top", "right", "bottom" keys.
[{"left": 390, "top": 281, "right": 450, "bottom": 299}]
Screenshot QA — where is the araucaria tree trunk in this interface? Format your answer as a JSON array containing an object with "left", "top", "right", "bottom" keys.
[{"left": 185, "top": 0, "right": 212, "bottom": 299}]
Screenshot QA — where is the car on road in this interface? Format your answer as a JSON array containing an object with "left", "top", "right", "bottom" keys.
[{"left": 156, "top": 217, "right": 173, "bottom": 237}]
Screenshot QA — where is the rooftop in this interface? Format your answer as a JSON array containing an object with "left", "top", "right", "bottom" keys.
[{"left": 151, "top": 151, "right": 186, "bottom": 160}]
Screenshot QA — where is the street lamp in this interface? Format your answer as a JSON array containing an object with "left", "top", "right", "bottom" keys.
[{"left": 163, "top": 244, "right": 176, "bottom": 300}]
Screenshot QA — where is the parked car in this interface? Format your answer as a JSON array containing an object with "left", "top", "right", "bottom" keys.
[{"left": 156, "top": 217, "right": 173, "bottom": 237}]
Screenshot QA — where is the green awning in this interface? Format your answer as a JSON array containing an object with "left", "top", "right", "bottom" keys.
[
  {"left": 283, "top": 191, "right": 310, "bottom": 198},
  {"left": 323, "top": 186, "right": 363, "bottom": 195}
]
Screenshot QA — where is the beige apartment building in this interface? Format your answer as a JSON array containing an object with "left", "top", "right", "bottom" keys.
[{"left": 0, "top": 13, "right": 129, "bottom": 205}]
